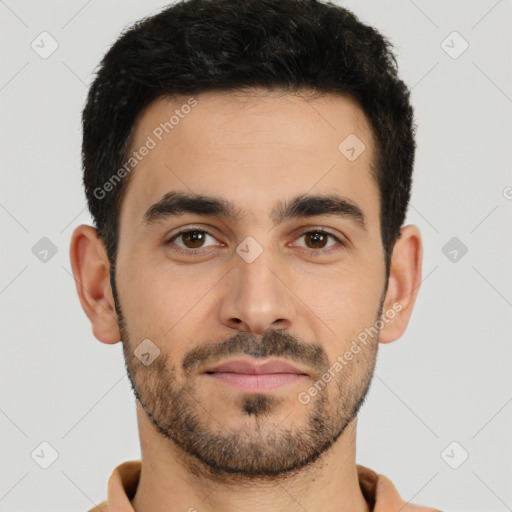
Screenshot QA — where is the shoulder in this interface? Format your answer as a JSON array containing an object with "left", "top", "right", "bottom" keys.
[
  {"left": 87, "top": 501, "right": 108, "bottom": 512},
  {"left": 357, "top": 464, "right": 442, "bottom": 512}
]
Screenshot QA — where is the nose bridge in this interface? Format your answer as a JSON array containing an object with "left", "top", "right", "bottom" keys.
[{"left": 218, "top": 235, "right": 295, "bottom": 333}]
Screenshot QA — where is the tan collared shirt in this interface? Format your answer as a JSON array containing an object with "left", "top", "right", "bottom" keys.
[{"left": 88, "top": 460, "right": 441, "bottom": 511}]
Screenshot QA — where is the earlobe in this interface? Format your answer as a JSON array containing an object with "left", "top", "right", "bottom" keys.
[
  {"left": 378, "top": 224, "right": 423, "bottom": 344},
  {"left": 69, "top": 224, "right": 121, "bottom": 344}
]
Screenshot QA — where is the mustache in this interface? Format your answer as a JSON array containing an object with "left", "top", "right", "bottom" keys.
[{"left": 181, "top": 329, "right": 329, "bottom": 376}]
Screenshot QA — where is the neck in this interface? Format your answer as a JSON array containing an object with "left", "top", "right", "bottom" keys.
[{"left": 131, "top": 402, "right": 370, "bottom": 512}]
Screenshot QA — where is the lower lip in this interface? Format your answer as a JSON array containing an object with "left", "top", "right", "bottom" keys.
[{"left": 206, "top": 372, "right": 306, "bottom": 391}]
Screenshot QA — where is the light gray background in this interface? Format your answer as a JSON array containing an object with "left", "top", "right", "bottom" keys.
[{"left": 1, "top": 1, "right": 511, "bottom": 511}]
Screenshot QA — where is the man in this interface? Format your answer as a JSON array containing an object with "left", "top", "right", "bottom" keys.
[{"left": 70, "top": 0, "right": 439, "bottom": 510}]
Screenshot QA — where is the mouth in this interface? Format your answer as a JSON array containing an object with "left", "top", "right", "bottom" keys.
[{"left": 204, "top": 358, "right": 309, "bottom": 392}]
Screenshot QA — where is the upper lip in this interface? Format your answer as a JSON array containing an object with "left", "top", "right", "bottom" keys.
[{"left": 205, "top": 358, "right": 307, "bottom": 375}]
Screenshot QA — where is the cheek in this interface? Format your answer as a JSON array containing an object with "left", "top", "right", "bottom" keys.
[
  {"left": 118, "top": 261, "right": 220, "bottom": 347},
  {"left": 293, "top": 268, "right": 382, "bottom": 335},
  {"left": 116, "top": 254, "right": 225, "bottom": 379}
]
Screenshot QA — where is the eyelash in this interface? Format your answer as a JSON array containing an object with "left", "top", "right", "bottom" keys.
[{"left": 164, "top": 227, "right": 345, "bottom": 256}]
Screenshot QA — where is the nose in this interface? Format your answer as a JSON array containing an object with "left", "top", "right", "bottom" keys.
[{"left": 217, "top": 243, "right": 296, "bottom": 335}]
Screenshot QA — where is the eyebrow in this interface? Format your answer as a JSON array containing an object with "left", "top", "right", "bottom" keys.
[{"left": 142, "top": 191, "right": 367, "bottom": 231}]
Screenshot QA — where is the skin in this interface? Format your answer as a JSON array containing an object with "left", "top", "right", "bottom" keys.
[{"left": 70, "top": 89, "right": 422, "bottom": 512}]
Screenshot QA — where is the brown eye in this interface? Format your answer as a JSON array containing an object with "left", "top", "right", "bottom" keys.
[
  {"left": 166, "top": 229, "right": 218, "bottom": 252},
  {"left": 294, "top": 229, "right": 344, "bottom": 254},
  {"left": 304, "top": 231, "right": 329, "bottom": 249},
  {"left": 180, "top": 230, "right": 207, "bottom": 248}
]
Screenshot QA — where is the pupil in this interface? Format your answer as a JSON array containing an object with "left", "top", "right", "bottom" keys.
[
  {"left": 307, "top": 232, "right": 326, "bottom": 248},
  {"left": 185, "top": 231, "right": 204, "bottom": 248}
]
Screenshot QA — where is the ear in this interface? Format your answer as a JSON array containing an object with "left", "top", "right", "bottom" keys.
[
  {"left": 69, "top": 224, "right": 121, "bottom": 344},
  {"left": 378, "top": 224, "right": 423, "bottom": 344}
]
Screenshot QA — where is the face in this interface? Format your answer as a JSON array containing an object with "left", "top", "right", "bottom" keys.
[{"left": 113, "top": 89, "right": 388, "bottom": 479}]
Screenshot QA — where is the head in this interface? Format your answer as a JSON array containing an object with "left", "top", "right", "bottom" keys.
[{"left": 71, "top": 0, "right": 422, "bottom": 481}]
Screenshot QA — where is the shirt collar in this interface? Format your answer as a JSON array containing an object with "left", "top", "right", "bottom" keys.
[{"left": 95, "top": 460, "right": 435, "bottom": 512}]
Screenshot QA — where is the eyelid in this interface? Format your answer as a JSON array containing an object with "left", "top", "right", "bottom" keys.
[
  {"left": 294, "top": 226, "right": 345, "bottom": 242},
  {"left": 163, "top": 225, "right": 347, "bottom": 254},
  {"left": 164, "top": 225, "right": 219, "bottom": 247},
  {"left": 290, "top": 227, "right": 346, "bottom": 251}
]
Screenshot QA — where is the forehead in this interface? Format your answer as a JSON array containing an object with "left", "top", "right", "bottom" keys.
[{"left": 119, "top": 89, "right": 379, "bottom": 231}]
